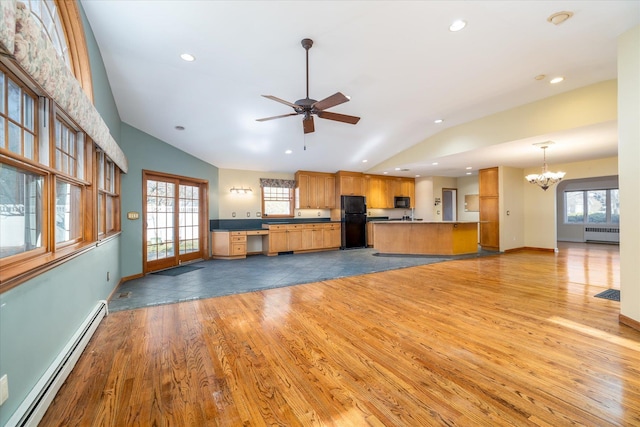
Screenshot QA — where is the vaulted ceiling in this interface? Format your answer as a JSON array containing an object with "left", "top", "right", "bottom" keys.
[{"left": 81, "top": 1, "right": 639, "bottom": 177}]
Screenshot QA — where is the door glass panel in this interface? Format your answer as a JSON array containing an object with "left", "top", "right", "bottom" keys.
[
  {"left": 146, "top": 179, "right": 176, "bottom": 261},
  {"left": 179, "top": 184, "right": 199, "bottom": 254}
]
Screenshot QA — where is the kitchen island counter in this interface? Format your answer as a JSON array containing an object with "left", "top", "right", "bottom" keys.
[{"left": 372, "top": 221, "right": 478, "bottom": 255}]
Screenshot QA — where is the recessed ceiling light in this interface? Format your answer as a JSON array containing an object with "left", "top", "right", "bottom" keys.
[
  {"left": 550, "top": 76, "right": 564, "bottom": 84},
  {"left": 180, "top": 53, "right": 195, "bottom": 62},
  {"left": 449, "top": 20, "right": 467, "bottom": 32},
  {"left": 547, "top": 11, "right": 574, "bottom": 26},
  {"left": 383, "top": 171, "right": 388, "bottom": 175},
  {"left": 432, "top": 162, "right": 439, "bottom": 166},
  {"left": 434, "top": 119, "right": 443, "bottom": 124},
  {"left": 534, "top": 74, "right": 546, "bottom": 81},
  {"left": 395, "top": 167, "right": 401, "bottom": 171},
  {"left": 362, "top": 159, "right": 368, "bottom": 163},
  {"left": 175, "top": 125, "right": 185, "bottom": 131},
  {"left": 466, "top": 172, "right": 472, "bottom": 175},
  {"left": 415, "top": 174, "right": 420, "bottom": 178},
  {"left": 466, "top": 166, "right": 472, "bottom": 170},
  {"left": 285, "top": 149, "right": 292, "bottom": 154}
]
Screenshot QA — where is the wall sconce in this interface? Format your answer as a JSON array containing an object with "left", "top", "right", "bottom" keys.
[
  {"left": 230, "top": 186, "right": 253, "bottom": 194},
  {"left": 434, "top": 197, "right": 441, "bottom": 206}
]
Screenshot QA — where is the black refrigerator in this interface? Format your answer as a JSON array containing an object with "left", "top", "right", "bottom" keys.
[{"left": 341, "top": 195, "right": 367, "bottom": 249}]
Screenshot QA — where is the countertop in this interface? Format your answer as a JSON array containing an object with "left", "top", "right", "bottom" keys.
[{"left": 370, "top": 220, "right": 478, "bottom": 224}]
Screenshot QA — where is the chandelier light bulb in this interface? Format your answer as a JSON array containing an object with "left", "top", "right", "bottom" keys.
[{"left": 525, "top": 144, "right": 565, "bottom": 190}]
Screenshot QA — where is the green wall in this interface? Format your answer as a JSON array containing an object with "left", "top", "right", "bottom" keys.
[
  {"left": 0, "top": 240, "right": 120, "bottom": 425},
  {"left": 119, "top": 123, "right": 219, "bottom": 278},
  {"left": 0, "top": 4, "right": 123, "bottom": 425}
]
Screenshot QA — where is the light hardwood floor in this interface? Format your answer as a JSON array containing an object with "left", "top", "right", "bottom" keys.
[{"left": 41, "top": 242, "right": 640, "bottom": 426}]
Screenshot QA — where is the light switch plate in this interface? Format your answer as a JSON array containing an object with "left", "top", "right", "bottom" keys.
[
  {"left": 126, "top": 211, "right": 140, "bottom": 220},
  {"left": 0, "top": 374, "right": 8, "bottom": 406}
]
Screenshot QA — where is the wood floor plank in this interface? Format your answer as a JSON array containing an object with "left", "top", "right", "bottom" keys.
[{"left": 40, "top": 242, "right": 640, "bottom": 426}]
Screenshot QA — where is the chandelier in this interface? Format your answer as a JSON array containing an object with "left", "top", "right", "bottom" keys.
[{"left": 525, "top": 142, "right": 565, "bottom": 191}]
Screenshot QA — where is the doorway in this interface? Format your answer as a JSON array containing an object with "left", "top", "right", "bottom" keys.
[
  {"left": 442, "top": 188, "right": 457, "bottom": 221},
  {"left": 143, "top": 171, "right": 208, "bottom": 273}
]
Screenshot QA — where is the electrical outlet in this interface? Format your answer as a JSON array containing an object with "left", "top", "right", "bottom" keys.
[{"left": 0, "top": 374, "right": 9, "bottom": 406}]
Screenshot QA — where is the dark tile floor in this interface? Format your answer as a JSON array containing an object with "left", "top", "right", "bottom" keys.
[{"left": 109, "top": 248, "right": 495, "bottom": 312}]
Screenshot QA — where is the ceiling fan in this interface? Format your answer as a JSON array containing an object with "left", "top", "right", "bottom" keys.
[{"left": 256, "top": 38, "right": 360, "bottom": 134}]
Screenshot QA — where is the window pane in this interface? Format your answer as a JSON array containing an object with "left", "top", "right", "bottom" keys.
[
  {"left": 0, "top": 163, "right": 44, "bottom": 258},
  {"left": 587, "top": 190, "right": 606, "bottom": 223},
  {"left": 98, "top": 193, "right": 105, "bottom": 235},
  {"left": 24, "top": 132, "right": 34, "bottom": 160},
  {"left": 610, "top": 189, "right": 620, "bottom": 224},
  {"left": 23, "top": 93, "right": 34, "bottom": 131},
  {"left": 55, "top": 180, "right": 82, "bottom": 243},
  {"left": 0, "top": 118, "right": 5, "bottom": 149},
  {"left": 7, "top": 80, "right": 20, "bottom": 121},
  {"left": 565, "top": 191, "right": 584, "bottom": 223},
  {"left": 8, "top": 122, "right": 20, "bottom": 154},
  {"left": 263, "top": 186, "right": 293, "bottom": 216},
  {"left": 0, "top": 71, "right": 4, "bottom": 114}
]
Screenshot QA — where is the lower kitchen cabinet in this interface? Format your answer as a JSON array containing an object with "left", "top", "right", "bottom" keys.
[
  {"left": 263, "top": 222, "right": 341, "bottom": 256},
  {"left": 212, "top": 231, "right": 247, "bottom": 259}
]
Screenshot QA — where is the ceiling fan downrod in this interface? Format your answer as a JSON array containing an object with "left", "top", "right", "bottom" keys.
[{"left": 301, "top": 38, "right": 313, "bottom": 100}]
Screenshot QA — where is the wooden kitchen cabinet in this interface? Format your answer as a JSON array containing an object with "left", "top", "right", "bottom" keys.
[
  {"left": 364, "top": 175, "right": 387, "bottom": 208},
  {"left": 366, "top": 221, "right": 374, "bottom": 247},
  {"left": 479, "top": 167, "right": 499, "bottom": 251},
  {"left": 335, "top": 171, "right": 364, "bottom": 198},
  {"left": 323, "top": 223, "right": 341, "bottom": 248},
  {"left": 263, "top": 225, "right": 288, "bottom": 254},
  {"left": 295, "top": 171, "right": 336, "bottom": 209},
  {"left": 212, "top": 231, "right": 247, "bottom": 259},
  {"left": 301, "top": 224, "right": 322, "bottom": 250},
  {"left": 364, "top": 174, "right": 415, "bottom": 208},
  {"left": 286, "top": 224, "right": 304, "bottom": 251},
  {"left": 263, "top": 222, "right": 341, "bottom": 255}
]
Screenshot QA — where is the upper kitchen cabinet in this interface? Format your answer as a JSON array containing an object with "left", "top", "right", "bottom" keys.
[
  {"left": 295, "top": 171, "right": 336, "bottom": 209},
  {"left": 335, "top": 170, "right": 365, "bottom": 197},
  {"left": 364, "top": 175, "right": 387, "bottom": 208},
  {"left": 364, "top": 174, "right": 415, "bottom": 208}
]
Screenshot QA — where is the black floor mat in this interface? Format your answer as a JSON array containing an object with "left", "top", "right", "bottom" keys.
[
  {"left": 151, "top": 265, "right": 203, "bottom": 276},
  {"left": 594, "top": 289, "right": 620, "bottom": 301}
]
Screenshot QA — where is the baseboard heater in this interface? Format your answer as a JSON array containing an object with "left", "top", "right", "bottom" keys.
[
  {"left": 584, "top": 226, "right": 619, "bottom": 243},
  {"left": 6, "top": 300, "right": 108, "bottom": 427}
]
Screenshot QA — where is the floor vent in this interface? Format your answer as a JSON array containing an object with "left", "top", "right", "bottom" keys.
[{"left": 584, "top": 227, "right": 619, "bottom": 243}]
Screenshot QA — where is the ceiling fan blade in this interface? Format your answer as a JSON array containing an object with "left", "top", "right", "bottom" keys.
[
  {"left": 317, "top": 111, "right": 360, "bottom": 125},
  {"left": 312, "top": 92, "right": 350, "bottom": 111},
  {"left": 261, "top": 95, "right": 300, "bottom": 109},
  {"left": 303, "top": 115, "right": 315, "bottom": 134},
  {"left": 256, "top": 113, "right": 298, "bottom": 122}
]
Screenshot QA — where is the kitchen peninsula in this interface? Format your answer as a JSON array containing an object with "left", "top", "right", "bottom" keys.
[{"left": 372, "top": 221, "right": 479, "bottom": 255}]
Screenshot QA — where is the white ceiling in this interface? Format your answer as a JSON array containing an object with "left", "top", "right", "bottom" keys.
[{"left": 80, "top": 1, "right": 638, "bottom": 178}]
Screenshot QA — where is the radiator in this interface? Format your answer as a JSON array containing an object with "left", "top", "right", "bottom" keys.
[
  {"left": 6, "top": 300, "right": 108, "bottom": 427},
  {"left": 584, "top": 227, "right": 620, "bottom": 243}
]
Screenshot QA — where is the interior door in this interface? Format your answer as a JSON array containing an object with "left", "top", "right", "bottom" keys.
[
  {"left": 143, "top": 171, "right": 208, "bottom": 273},
  {"left": 443, "top": 188, "right": 457, "bottom": 221}
]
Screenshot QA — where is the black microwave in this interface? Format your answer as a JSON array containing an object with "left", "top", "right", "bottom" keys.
[{"left": 394, "top": 196, "right": 410, "bottom": 208}]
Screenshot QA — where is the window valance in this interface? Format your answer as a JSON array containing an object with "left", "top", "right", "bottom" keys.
[
  {"left": 1, "top": 1, "right": 128, "bottom": 173},
  {"left": 259, "top": 178, "right": 296, "bottom": 189},
  {"left": 0, "top": 0, "right": 15, "bottom": 55}
]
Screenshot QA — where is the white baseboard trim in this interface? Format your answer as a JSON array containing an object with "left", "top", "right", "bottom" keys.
[{"left": 6, "top": 300, "right": 108, "bottom": 427}]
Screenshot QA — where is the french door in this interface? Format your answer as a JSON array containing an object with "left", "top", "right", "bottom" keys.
[{"left": 143, "top": 171, "right": 208, "bottom": 273}]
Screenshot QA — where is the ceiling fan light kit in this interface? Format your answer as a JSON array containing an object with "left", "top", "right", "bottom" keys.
[{"left": 256, "top": 38, "right": 361, "bottom": 135}]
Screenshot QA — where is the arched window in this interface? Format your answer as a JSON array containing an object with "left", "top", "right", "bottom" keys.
[{"left": 21, "top": 0, "right": 93, "bottom": 102}]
